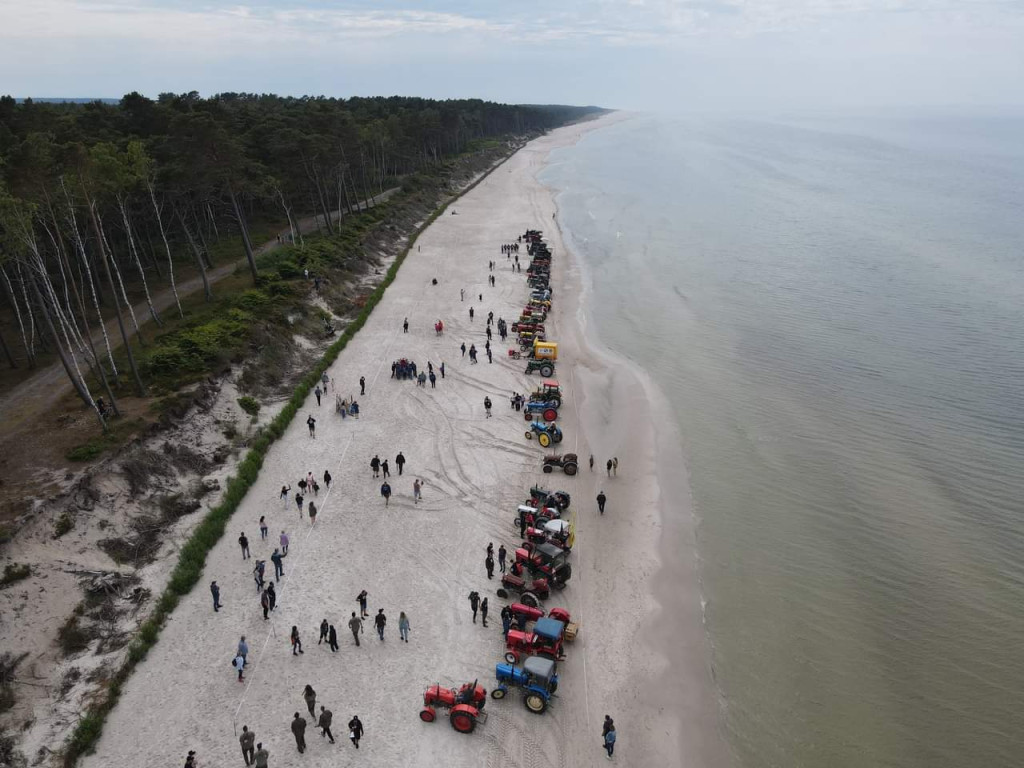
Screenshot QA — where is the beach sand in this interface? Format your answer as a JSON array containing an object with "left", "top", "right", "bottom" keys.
[{"left": 80, "top": 115, "right": 724, "bottom": 768}]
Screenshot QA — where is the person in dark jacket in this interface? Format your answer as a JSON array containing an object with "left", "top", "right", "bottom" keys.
[
  {"left": 357, "top": 590, "right": 369, "bottom": 618},
  {"left": 381, "top": 482, "right": 392, "bottom": 506},
  {"left": 485, "top": 553, "right": 494, "bottom": 579},
  {"left": 210, "top": 580, "right": 222, "bottom": 612},
  {"left": 260, "top": 588, "right": 270, "bottom": 621},
  {"left": 348, "top": 612, "right": 363, "bottom": 646},
  {"left": 303, "top": 684, "right": 317, "bottom": 717},
  {"left": 370, "top": 455, "right": 381, "bottom": 477},
  {"left": 239, "top": 532, "right": 250, "bottom": 560},
  {"left": 501, "top": 605, "right": 512, "bottom": 638},
  {"left": 253, "top": 743, "right": 269, "bottom": 768},
  {"left": 395, "top": 452, "right": 406, "bottom": 475},
  {"left": 597, "top": 491, "right": 607, "bottom": 515},
  {"left": 469, "top": 591, "right": 480, "bottom": 623},
  {"left": 328, "top": 623, "right": 339, "bottom": 652},
  {"left": 498, "top": 544, "right": 507, "bottom": 573},
  {"left": 318, "top": 619, "right": 329, "bottom": 645},
  {"left": 318, "top": 706, "right": 335, "bottom": 743},
  {"left": 480, "top": 597, "right": 489, "bottom": 627},
  {"left": 271, "top": 549, "right": 285, "bottom": 580},
  {"left": 374, "top": 609, "right": 387, "bottom": 641},
  {"left": 348, "top": 715, "right": 364, "bottom": 748},
  {"left": 291, "top": 713, "right": 307, "bottom": 753},
  {"left": 239, "top": 725, "right": 256, "bottom": 765}
]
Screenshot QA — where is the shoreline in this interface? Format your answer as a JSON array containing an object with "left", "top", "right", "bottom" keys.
[
  {"left": 541, "top": 117, "right": 728, "bottom": 766},
  {"left": 79, "top": 116, "right": 724, "bottom": 768}
]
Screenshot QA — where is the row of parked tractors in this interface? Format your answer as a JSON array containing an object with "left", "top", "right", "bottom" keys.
[{"left": 420, "top": 231, "right": 580, "bottom": 733}]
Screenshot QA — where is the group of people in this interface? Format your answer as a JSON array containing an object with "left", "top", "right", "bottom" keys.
[{"left": 233, "top": 709, "right": 364, "bottom": 765}]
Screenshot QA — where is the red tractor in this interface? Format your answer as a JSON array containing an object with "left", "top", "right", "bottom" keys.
[
  {"left": 498, "top": 571, "right": 550, "bottom": 606},
  {"left": 504, "top": 617, "right": 566, "bottom": 664},
  {"left": 507, "top": 604, "right": 580, "bottom": 642},
  {"left": 514, "top": 542, "right": 572, "bottom": 589},
  {"left": 523, "top": 519, "right": 573, "bottom": 553},
  {"left": 420, "top": 680, "right": 488, "bottom": 733}
]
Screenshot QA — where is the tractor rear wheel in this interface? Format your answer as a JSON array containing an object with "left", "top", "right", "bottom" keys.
[
  {"left": 539, "top": 364, "right": 554, "bottom": 377},
  {"left": 520, "top": 591, "right": 540, "bottom": 608},
  {"left": 564, "top": 462, "right": 578, "bottom": 476},
  {"left": 542, "top": 464, "right": 553, "bottom": 474},
  {"left": 525, "top": 693, "right": 548, "bottom": 714},
  {"left": 538, "top": 433, "right": 551, "bottom": 448},
  {"left": 496, "top": 588, "right": 509, "bottom": 599},
  {"left": 491, "top": 686, "right": 507, "bottom": 699},
  {"left": 553, "top": 432, "right": 563, "bottom": 444},
  {"left": 450, "top": 711, "right": 476, "bottom": 733},
  {"left": 543, "top": 408, "right": 558, "bottom": 422},
  {"left": 420, "top": 707, "right": 436, "bottom": 723}
]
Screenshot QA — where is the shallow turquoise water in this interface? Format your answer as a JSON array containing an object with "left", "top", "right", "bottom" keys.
[{"left": 543, "top": 113, "right": 1024, "bottom": 768}]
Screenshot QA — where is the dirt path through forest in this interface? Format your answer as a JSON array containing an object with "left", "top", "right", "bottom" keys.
[{"left": 0, "top": 190, "right": 398, "bottom": 434}]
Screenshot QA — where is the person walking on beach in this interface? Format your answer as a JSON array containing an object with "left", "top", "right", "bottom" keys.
[
  {"left": 211, "top": 580, "right": 222, "bottom": 612},
  {"left": 590, "top": 454, "right": 594, "bottom": 472},
  {"left": 597, "top": 491, "right": 607, "bottom": 515},
  {"left": 318, "top": 706, "right": 336, "bottom": 743},
  {"left": 318, "top": 619, "right": 329, "bottom": 645},
  {"left": 291, "top": 713, "right": 307, "bottom": 753},
  {"left": 233, "top": 653, "right": 245, "bottom": 682},
  {"left": 314, "top": 385, "right": 322, "bottom": 406},
  {"left": 380, "top": 481, "right": 392, "bottom": 506},
  {"left": 399, "top": 612, "right": 411, "bottom": 642},
  {"left": 321, "top": 371, "right": 330, "bottom": 390},
  {"left": 498, "top": 544, "right": 507, "bottom": 573},
  {"left": 403, "top": 317, "right": 409, "bottom": 333},
  {"left": 469, "top": 591, "right": 480, "bottom": 623},
  {"left": 382, "top": 459, "right": 390, "bottom": 478},
  {"left": 259, "top": 516, "right": 268, "bottom": 541},
  {"left": 613, "top": 457, "right": 619, "bottom": 475},
  {"left": 461, "top": 342, "right": 466, "bottom": 358},
  {"left": 374, "top": 609, "right": 387, "bottom": 641},
  {"left": 603, "top": 721, "right": 617, "bottom": 760},
  {"left": 440, "top": 361, "right": 445, "bottom": 378},
  {"left": 607, "top": 458, "right": 613, "bottom": 476},
  {"left": 267, "top": 582, "right": 277, "bottom": 612},
  {"left": 348, "top": 612, "right": 363, "bottom": 646},
  {"left": 429, "top": 370, "right": 436, "bottom": 388},
  {"left": 469, "top": 306, "right": 475, "bottom": 321},
  {"left": 371, "top": 454, "right": 380, "bottom": 478},
  {"left": 323, "top": 470, "right": 332, "bottom": 490},
  {"left": 460, "top": 288, "right": 465, "bottom": 302},
  {"left": 484, "top": 396, "right": 492, "bottom": 417},
  {"left": 485, "top": 552, "right": 494, "bottom": 579},
  {"left": 603, "top": 715, "right": 615, "bottom": 739},
  {"left": 291, "top": 626, "right": 304, "bottom": 655},
  {"left": 357, "top": 590, "right": 369, "bottom": 618},
  {"left": 470, "top": 344, "right": 478, "bottom": 363},
  {"left": 237, "top": 636, "right": 249, "bottom": 667},
  {"left": 360, "top": 375, "right": 366, "bottom": 395},
  {"left": 280, "top": 530, "right": 289, "bottom": 555},
  {"left": 271, "top": 549, "right": 285, "bottom": 580},
  {"left": 280, "top": 484, "right": 291, "bottom": 508},
  {"left": 395, "top": 452, "right": 405, "bottom": 475},
  {"left": 239, "top": 725, "right": 256, "bottom": 765},
  {"left": 308, "top": 501, "right": 317, "bottom": 525},
  {"left": 303, "top": 684, "right": 317, "bottom": 718},
  {"left": 413, "top": 478, "right": 423, "bottom": 503},
  {"left": 348, "top": 716, "right": 364, "bottom": 748},
  {"left": 254, "top": 743, "right": 268, "bottom": 768},
  {"left": 480, "top": 597, "right": 489, "bottom": 627},
  {"left": 236, "top": 530, "right": 250, "bottom": 560},
  {"left": 306, "top": 414, "right": 316, "bottom": 437},
  {"left": 328, "top": 623, "right": 338, "bottom": 652},
  {"left": 260, "top": 587, "right": 270, "bottom": 620}
]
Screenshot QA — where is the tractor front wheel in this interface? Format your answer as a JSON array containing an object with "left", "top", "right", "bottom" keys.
[
  {"left": 553, "top": 432, "right": 563, "bottom": 444},
  {"left": 564, "top": 462, "right": 578, "bottom": 476},
  {"left": 491, "top": 686, "right": 507, "bottom": 700},
  {"left": 525, "top": 431, "right": 533, "bottom": 440},
  {"left": 525, "top": 694, "right": 548, "bottom": 714},
  {"left": 538, "top": 433, "right": 552, "bottom": 448},
  {"left": 420, "top": 707, "right": 436, "bottom": 723},
  {"left": 542, "top": 464, "right": 553, "bottom": 474},
  {"left": 450, "top": 711, "right": 476, "bottom": 733},
  {"left": 524, "top": 411, "right": 532, "bottom": 421},
  {"left": 505, "top": 651, "right": 519, "bottom": 665}
]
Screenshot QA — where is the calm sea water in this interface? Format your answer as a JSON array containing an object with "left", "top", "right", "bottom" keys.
[{"left": 543, "top": 113, "right": 1024, "bottom": 768}]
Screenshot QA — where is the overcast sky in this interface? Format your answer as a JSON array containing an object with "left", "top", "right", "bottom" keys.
[{"left": 1, "top": 0, "right": 1022, "bottom": 112}]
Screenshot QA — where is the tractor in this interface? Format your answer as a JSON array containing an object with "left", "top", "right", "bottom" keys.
[
  {"left": 528, "top": 486, "right": 571, "bottom": 511},
  {"left": 504, "top": 604, "right": 580, "bottom": 641},
  {"left": 523, "top": 399, "right": 560, "bottom": 422},
  {"left": 525, "top": 359, "right": 555, "bottom": 378},
  {"left": 496, "top": 572, "right": 550, "bottom": 606},
  {"left": 504, "top": 617, "right": 566, "bottom": 664},
  {"left": 420, "top": 680, "right": 488, "bottom": 733},
  {"left": 514, "top": 542, "right": 572, "bottom": 589},
  {"left": 542, "top": 453, "right": 578, "bottom": 475},
  {"left": 510, "top": 321, "right": 544, "bottom": 334},
  {"left": 492, "top": 656, "right": 559, "bottom": 715},
  {"left": 523, "top": 519, "right": 573, "bottom": 553},
  {"left": 525, "top": 421, "right": 562, "bottom": 448},
  {"left": 528, "top": 380, "right": 562, "bottom": 407}
]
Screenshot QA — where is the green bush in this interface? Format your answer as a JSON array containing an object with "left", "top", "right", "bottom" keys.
[
  {"left": 0, "top": 564, "right": 30, "bottom": 589},
  {"left": 53, "top": 513, "right": 74, "bottom": 539},
  {"left": 57, "top": 616, "right": 91, "bottom": 656},
  {"left": 237, "top": 396, "right": 260, "bottom": 417},
  {"left": 66, "top": 443, "right": 104, "bottom": 462}
]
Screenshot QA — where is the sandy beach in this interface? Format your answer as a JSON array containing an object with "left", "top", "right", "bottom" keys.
[{"left": 80, "top": 115, "right": 724, "bottom": 768}]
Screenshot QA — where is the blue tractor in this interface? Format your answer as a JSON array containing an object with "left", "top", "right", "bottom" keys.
[
  {"left": 525, "top": 421, "right": 563, "bottom": 448},
  {"left": 491, "top": 656, "right": 559, "bottom": 714}
]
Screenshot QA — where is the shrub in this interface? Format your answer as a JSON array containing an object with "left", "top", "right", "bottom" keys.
[
  {"left": 66, "top": 443, "right": 104, "bottom": 462},
  {"left": 57, "top": 616, "right": 92, "bottom": 656},
  {"left": 0, "top": 564, "right": 30, "bottom": 589},
  {"left": 53, "top": 513, "right": 74, "bottom": 539},
  {"left": 237, "top": 396, "right": 260, "bottom": 417}
]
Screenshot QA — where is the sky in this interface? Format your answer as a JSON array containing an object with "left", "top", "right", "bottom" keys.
[{"left": 1, "top": 0, "right": 1022, "bottom": 112}]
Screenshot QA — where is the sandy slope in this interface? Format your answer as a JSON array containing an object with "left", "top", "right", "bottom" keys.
[{"left": 81, "top": 117, "right": 725, "bottom": 768}]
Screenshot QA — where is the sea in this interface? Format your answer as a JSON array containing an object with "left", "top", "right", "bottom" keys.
[{"left": 542, "top": 112, "right": 1024, "bottom": 768}]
